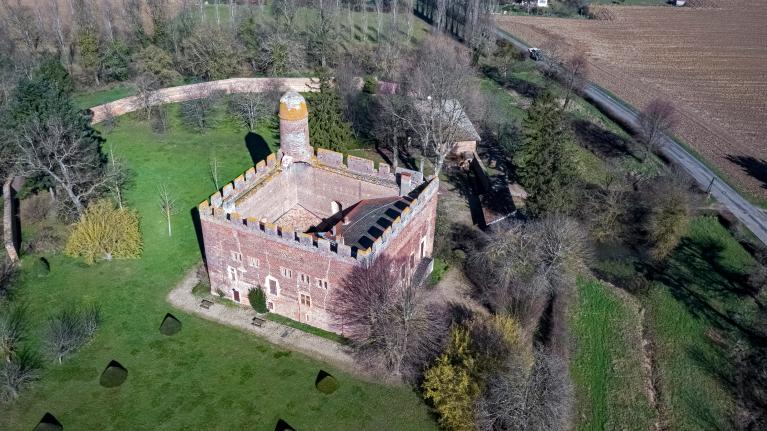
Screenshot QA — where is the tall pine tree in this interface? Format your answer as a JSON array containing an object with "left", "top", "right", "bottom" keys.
[
  {"left": 515, "top": 91, "right": 575, "bottom": 216},
  {"left": 306, "top": 71, "right": 355, "bottom": 151}
]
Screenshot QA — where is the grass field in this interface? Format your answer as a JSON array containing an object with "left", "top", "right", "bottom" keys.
[
  {"left": 570, "top": 277, "right": 657, "bottom": 431},
  {"left": 73, "top": 84, "right": 136, "bottom": 109},
  {"left": 0, "top": 106, "right": 437, "bottom": 430},
  {"left": 642, "top": 216, "right": 757, "bottom": 430}
]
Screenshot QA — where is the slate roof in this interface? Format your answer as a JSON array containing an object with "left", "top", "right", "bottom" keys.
[
  {"left": 335, "top": 196, "right": 415, "bottom": 249},
  {"left": 414, "top": 99, "right": 481, "bottom": 142},
  {"left": 311, "top": 194, "right": 417, "bottom": 250}
]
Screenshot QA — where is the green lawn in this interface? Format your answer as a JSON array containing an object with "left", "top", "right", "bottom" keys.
[
  {"left": 642, "top": 216, "right": 757, "bottom": 430},
  {"left": 73, "top": 84, "right": 136, "bottom": 109},
  {"left": 570, "top": 277, "right": 657, "bottom": 431},
  {"left": 0, "top": 107, "right": 437, "bottom": 430}
]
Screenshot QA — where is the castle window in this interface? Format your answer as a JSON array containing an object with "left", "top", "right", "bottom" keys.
[
  {"left": 266, "top": 276, "right": 279, "bottom": 296},
  {"left": 248, "top": 256, "right": 260, "bottom": 268},
  {"left": 231, "top": 251, "right": 242, "bottom": 263},
  {"left": 316, "top": 278, "right": 328, "bottom": 289},
  {"left": 410, "top": 252, "right": 415, "bottom": 269},
  {"left": 280, "top": 267, "right": 292, "bottom": 279},
  {"left": 420, "top": 237, "right": 426, "bottom": 259},
  {"left": 299, "top": 273, "right": 311, "bottom": 284},
  {"left": 300, "top": 293, "right": 311, "bottom": 307}
]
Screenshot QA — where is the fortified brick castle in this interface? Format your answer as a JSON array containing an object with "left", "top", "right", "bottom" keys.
[{"left": 199, "top": 91, "right": 438, "bottom": 334}]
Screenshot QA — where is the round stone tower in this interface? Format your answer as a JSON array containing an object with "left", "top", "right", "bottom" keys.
[{"left": 278, "top": 91, "right": 312, "bottom": 164}]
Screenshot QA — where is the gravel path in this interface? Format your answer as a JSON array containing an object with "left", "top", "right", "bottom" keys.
[{"left": 166, "top": 264, "right": 370, "bottom": 379}]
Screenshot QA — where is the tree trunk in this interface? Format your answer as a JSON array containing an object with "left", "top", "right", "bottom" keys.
[{"left": 63, "top": 186, "right": 84, "bottom": 215}]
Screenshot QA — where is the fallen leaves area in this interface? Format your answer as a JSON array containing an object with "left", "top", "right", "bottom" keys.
[{"left": 499, "top": 0, "right": 767, "bottom": 200}]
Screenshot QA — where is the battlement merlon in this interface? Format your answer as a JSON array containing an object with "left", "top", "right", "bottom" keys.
[
  {"left": 200, "top": 148, "right": 424, "bottom": 213},
  {"left": 198, "top": 175, "right": 439, "bottom": 262}
]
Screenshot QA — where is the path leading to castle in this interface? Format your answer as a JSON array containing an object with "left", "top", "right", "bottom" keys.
[{"left": 166, "top": 265, "right": 377, "bottom": 381}]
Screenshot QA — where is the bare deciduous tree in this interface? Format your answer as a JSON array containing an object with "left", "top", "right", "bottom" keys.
[
  {"left": 134, "top": 73, "right": 164, "bottom": 121},
  {"left": 272, "top": 0, "right": 299, "bottom": 29},
  {"left": 332, "top": 255, "right": 447, "bottom": 379},
  {"left": 180, "top": 87, "right": 222, "bottom": 132},
  {"left": 45, "top": 304, "right": 101, "bottom": 364},
  {"left": 467, "top": 217, "right": 590, "bottom": 328},
  {"left": 642, "top": 170, "right": 692, "bottom": 261},
  {"left": 560, "top": 51, "right": 588, "bottom": 111},
  {"left": 0, "top": 258, "right": 17, "bottom": 300},
  {"left": 209, "top": 154, "right": 222, "bottom": 191},
  {"left": 476, "top": 350, "right": 574, "bottom": 431},
  {"left": 14, "top": 115, "right": 112, "bottom": 217},
  {"left": 158, "top": 183, "right": 177, "bottom": 237},
  {"left": 638, "top": 98, "right": 676, "bottom": 157},
  {"left": 258, "top": 32, "right": 306, "bottom": 76},
  {"left": 228, "top": 91, "right": 272, "bottom": 132},
  {"left": 386, "top": 36, "right": 481, "bottom": 175},
  {"left": 0, "top": 347, "right": 41, "bottom": 401},
  {"left": 0, "top": 304, "right": 25, "bottom": 362}
]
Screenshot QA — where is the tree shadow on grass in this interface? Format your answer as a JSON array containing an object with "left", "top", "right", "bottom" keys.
[
  {"left": 651, "top": 235, "right": 764, "bottom": 343},
  {"left": 570, "top": 118, "right": 638, "bottom": 161},
  {"left": 245, "top": 132, "right": 273, "bottom": 165},
  {"left": 725, "top": 154, "right": 767, "bottom": 190},
  {"left": 481, "top": 64, "right": 547, "bottom": 100}
]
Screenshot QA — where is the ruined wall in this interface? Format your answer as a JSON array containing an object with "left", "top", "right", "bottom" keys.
[
  {"left": 2, "top": 178, "right": 19, "bottom": 263},
  {"left": 89, "top": 78, "right": 317, "bottom": 123}
]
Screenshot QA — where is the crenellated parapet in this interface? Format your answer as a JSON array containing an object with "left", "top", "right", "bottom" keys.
[{"left": 198, "top": 148, "right": 438, "bottom": 262}]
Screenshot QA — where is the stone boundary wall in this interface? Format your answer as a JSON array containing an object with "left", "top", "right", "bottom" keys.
[
  {"left": 89, "top": 77, "right": 317, "bottom": 124},
  {"left": 2, "top": 177, "right": 19, "bottom": 263},
  {"left": 199, "top": 147, "right": 437, "bottom": 262}
]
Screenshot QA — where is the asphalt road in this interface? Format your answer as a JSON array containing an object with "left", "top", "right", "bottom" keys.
[{"left": 494, "top": 28, "right": 767, "bottom": 245}]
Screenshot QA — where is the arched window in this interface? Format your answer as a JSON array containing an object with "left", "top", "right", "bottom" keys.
[{"left": 331, "top": 201, "right": 342, "bottom": 214}]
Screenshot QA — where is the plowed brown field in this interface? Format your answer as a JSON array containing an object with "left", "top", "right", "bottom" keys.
[{"left": 499, "top": 1, "right": 767, "bottom": 200}]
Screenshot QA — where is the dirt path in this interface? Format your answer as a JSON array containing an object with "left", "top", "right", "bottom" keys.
[
  {"left": 607, "top": 282, "right": 664, "bottom": 431},
  {"left": 431, "top": 266, "right": 488, "bottom": 316},
  {"left": 166, "top": 264, "right": 378, "bottom": 381}
]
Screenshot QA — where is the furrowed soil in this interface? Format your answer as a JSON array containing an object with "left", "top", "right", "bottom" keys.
[{"left": 498, "top": 0, "right": 767, "bottom": 201}]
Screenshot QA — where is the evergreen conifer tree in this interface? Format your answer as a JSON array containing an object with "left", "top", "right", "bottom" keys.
[
  {"left": 515, "top": 91, "right": 575, "bottom": 216},
  {"left": 306, "top": 72, "right": 355, "bottom": 151}
]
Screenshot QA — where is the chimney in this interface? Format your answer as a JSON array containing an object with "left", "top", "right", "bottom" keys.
[{"left": 399, "top": 172, "right": 413, "bottom": 196}]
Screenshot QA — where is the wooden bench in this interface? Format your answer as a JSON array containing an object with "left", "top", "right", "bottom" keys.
[
  {"left": 199, "top": 299, "right": 214, "bottom": 309},
  {"left": 251, "top": 316, "right": 267, "bottom": 327}
]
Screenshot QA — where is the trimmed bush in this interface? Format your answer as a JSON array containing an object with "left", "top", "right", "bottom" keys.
[
  {"left": 248, "top": 287, "right": 268, "bottom": 313},
  {"left": 99, "top": 360, "right": 128, "bottom": 388},
  {"left": 315, "top": 370, "right": 339, "bottom": 394},
  {"left": 33, "top": 412, "right": 63, "bottom": 431},
  {"left": 159, "top": 313, "right": 182, "bottom": 336}
]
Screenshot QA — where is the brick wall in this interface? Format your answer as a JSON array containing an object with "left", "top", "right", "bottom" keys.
[
  {"left": 2, "top": 177, "right": 19, "bottom": 263},
  {"left": 89, "top": 78, "right": 317, "bottom": 124},
  {"left": 200, "top": 178, "right": 439, "bottom": 334}
]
